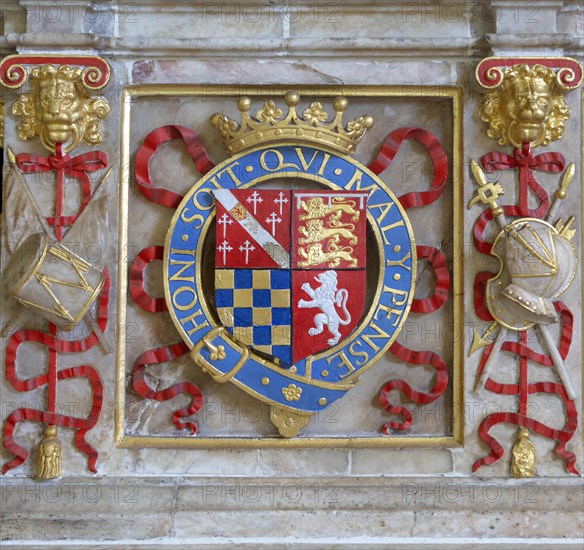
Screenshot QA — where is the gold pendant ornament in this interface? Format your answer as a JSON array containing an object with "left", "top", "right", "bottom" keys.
[
  {"left": 36, "top": 425, "right": 62, "bottom": 480},
  {"left": 510, "top": 428, "right": 536, "bottom": 478}
]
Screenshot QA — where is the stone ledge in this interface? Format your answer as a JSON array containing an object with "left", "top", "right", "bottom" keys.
[
  {"left": 2, "top": 476, "right": 583, "bottom": 545},
  {"left": 1, "top": 536, "right": 583, "bottom": 549}
]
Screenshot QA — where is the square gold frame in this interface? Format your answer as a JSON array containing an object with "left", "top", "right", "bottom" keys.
[{"left": 115, "top": 84, "right": 464, "bottom": 449}]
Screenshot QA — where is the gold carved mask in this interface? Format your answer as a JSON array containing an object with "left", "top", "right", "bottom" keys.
[
  {"left": 479, "top": 64, "right": 570, "bottom": 148},
  {"left": 12, "top": 64, "right": 110, "bottom": 153}
]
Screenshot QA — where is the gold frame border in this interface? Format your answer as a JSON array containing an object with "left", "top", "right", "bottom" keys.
[{"left": 115, "top": 84, "right": 464, "bottom": 449}]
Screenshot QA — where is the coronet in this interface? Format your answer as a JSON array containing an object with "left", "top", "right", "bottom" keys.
[{"left": 211, "top": 91, "right": 374, "bottom": 156}]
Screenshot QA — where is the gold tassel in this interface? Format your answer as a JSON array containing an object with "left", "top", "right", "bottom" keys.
[
  {"left": 36, "top": 425, "right": 61, "bottom": 480},
  {"left": 510, "top": 428, "right": 535, "bottom": 478}
]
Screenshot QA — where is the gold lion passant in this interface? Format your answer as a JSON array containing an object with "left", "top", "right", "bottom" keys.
[
  {"left": 297, "top": 242, "right": 357, "bottom": 268},
  {"left": 299, "top": 196, "right": 360, "bottom": 222},
  {"left": 298, "top": 218, "right": 358, "bottom": 246}
]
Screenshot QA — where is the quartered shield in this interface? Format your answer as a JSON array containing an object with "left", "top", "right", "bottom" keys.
[{"left": 213, "top": 189, "right": 367, "bottom": 367}]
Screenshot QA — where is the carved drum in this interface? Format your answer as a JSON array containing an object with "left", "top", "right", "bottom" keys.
[{"left": 5, "top": 233, "right": 104, "bottom": 331}]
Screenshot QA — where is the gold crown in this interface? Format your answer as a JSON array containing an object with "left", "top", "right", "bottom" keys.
[{"left": 211, "top": 91, "right": 374, "bottom": 156}]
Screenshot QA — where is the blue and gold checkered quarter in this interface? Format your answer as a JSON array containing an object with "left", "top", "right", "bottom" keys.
[{"left": 215, "top": 269, "right": 291, "bottom": 365}]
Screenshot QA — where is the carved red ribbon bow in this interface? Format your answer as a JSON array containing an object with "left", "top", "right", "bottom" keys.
[
  {"left": 15, "top": 144, "right": 108, "bottom": 239},
  {"left": 480, "top": 142, "right": 565, "bottom": 217}
]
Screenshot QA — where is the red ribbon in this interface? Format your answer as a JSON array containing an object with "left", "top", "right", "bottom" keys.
[
  {"left": 480, "top": 142, "right": 564, "bottom": 217},
  {"left": 473, "top": 306, "right": 578, "bottom": 474},
  {"left": 16, "top": 146, "right": 107, "bottom": 235},
  {"left": 411, "top": 246, "right": 450, "bottom": 314},
  {"left": 16, "top": 149, "right": 108, "bottom": 177},
  {"left": 473, "top": 271, "right": 495, "bottom": 321},
  {"left": 132, "top": 342, "right": 203, "bottom": 434},
  {"left": 370, "top": 129, "right": 450, "bottom": 433},
  {"left": 472, "top": 138, "right": 579, "bottom": 475},
  {"left": 472, "top": 393, "right": 579, "bottom": 476},
  {"left": 379, "top": 341, "right": 449, "bottom": 432},
  {"left": 2, "top": 271, "right": 110, "bottom": 474},
  {"left": 129, "top": 246, "right": 167, "bottom": 313},
  {"left": 380, "top": 245, "right": 451, "bottom": 430},
  {"left": 3, "top": 141, "right": 109, "bottom": 475},
  {"left": 128, "top": 125, "right": 209, "bottom": 435},
  {"left": 2, "top": 366, "right": 103, "bottom": 474},
  {"left": 135, "top": 125, "right": 215, "bottom": 209},
  {"left": 368, "top": 127, "right": 448, "bottom": 209}
]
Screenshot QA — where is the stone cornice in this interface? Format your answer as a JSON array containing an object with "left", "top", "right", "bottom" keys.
[{"left": 3, "top": 0, "right": 581, "bottom": 59}]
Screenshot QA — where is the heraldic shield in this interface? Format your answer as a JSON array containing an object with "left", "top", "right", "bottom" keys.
[{"left": 213, "top": 189, "right": 367, "bottom": 367}]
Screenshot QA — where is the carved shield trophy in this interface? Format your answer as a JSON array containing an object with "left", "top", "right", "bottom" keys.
[{"left": 165, "top": 92, "right": 416, "bottom": 437}]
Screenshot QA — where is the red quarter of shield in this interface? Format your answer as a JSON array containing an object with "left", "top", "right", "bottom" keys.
[
  {"left": 291, "top": 190, "right": 368, "bottom": 270},
  {"left": 292, "top": 269, "right": 366, "bottom": 365},
  {"left": 214, "top": 189, "right": 291, "bottom": 269}
]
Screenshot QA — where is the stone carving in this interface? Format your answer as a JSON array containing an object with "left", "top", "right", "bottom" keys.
[
  {"left": 469, "top": 159, "right": 577, "bottom": 399},
  {"left": 479, "top": 63, "right": 571, "bottom": 148},
  {"left": 471, "top": 58, "right": 582, "bottom": 476},
  {"left": 12, "top": 64, "right": 109, "bottom": 153}
]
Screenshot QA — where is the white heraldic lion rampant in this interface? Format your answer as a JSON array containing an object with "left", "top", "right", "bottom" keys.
[{"left": 297, "top": 270, "right": 351, "bottom": 346}]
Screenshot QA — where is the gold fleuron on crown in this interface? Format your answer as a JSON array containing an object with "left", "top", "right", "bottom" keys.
[{"left": 211, "top": 91, "right": 374, "bottom": 156}]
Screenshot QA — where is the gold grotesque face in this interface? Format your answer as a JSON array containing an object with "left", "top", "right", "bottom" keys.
[
  {"left": 502, "top": 77, "right": 552, "bottom": 146},
  {"left": 38, "top": 76, "right": 85, "bottom": 150},
  {"left": 480, "top": 64, "right": 570, "bottom": 148},
  {"left": 12, "top": 65, "right": 109, "bottom": 153}
]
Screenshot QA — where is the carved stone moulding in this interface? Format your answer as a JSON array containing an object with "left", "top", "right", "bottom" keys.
[{"left": 0, "top": 55, "right": 110, "bottom": 90}]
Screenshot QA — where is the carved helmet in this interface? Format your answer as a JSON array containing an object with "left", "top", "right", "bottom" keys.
[{"left": 486, "top": 218, "right": 577, "bottom": 330}]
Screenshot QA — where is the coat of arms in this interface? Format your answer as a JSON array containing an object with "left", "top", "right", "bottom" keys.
[
  {"left": 213, "top": 189, "right": 367, "bottom": 367},
  {"left": 165, "top": 91, "right": 416, "bottom": 436}
]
